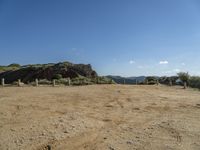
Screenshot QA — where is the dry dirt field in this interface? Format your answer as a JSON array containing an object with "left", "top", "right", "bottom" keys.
[{"left": 0, "top": 85, "right": 200, "bottom": 150}]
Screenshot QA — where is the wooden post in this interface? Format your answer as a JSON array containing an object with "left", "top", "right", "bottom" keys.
[
  {"left": 53, "top": 79, "right": 56, "bottom": 87},
  {"left": 124, "top": 79, "right": 125, "bottom": 85},
  {"left": 96, "top": 78, "right": 99, "bottom": 84},
  {"left": 18, "top": 79, "right": 21, "bottom": 87},
  {"left": 1, "top": 78, "right": 5, "bottom": 87},
  {"left": 156, "top": 80, "right": 159, "bottom": 85},
  {"left": 35, "top": 79, "right": 38, "bottom": 87},
  {"left": 68, "top": 78, "right": 71, "bottom": 86},
  {"left": 184, "top": 82, "right": 187, "bottom": 89},
  {"left": 78, "top": 79, "right": 80, "bottom": 85},
  {"left": 169, "top": 80, "right": 172, "bottom": 86}
]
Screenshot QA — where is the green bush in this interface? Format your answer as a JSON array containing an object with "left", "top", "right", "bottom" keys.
[
  {"left": 38, "top": 79, "right": 52, "bottom": 85},
  {"left": 52, "top": 74, "right": 62, "bottom": 80},
  {"left": 71, "top": 77, "right": 93, "bottom": 85},
  {"left": 159, "top": 76, "right": 179, "bottom": 85},
  {"left": 189, "top": 76, "right": 200, "bottom": 89},
  {"left": 55, "top": 78, "right": 70, "bottom": 85},
  {"left": 94, "top": 76, "right": 115, "bottom": 84},
  {"left": 145, "top": 76, "right": 157, "bottom": 85}
]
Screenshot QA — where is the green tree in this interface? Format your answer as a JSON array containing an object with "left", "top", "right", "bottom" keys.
[{"left": 177, "top": 72, "right": 190, "bottom": 89}]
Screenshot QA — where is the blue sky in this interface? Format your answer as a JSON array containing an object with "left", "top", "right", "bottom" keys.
[{"left": 0, "top": 0, "right": 200, "bottom": 76}]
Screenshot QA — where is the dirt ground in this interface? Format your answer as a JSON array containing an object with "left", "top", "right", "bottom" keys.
[{"left": 0, "top": 85, "right": 200, "bottom": 150}]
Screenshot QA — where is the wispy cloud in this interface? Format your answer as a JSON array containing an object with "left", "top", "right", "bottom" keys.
[
  {"left": 129, "top": 60, "right": 135, "bottom": 64},
  {"left": 163, "top": 69, "right": 180, "bottom": 75},
  {"left": 159, "top": 61, "right": 168, "bottom": 65},
  {"left": 173, "top": 69, "right": 180, "bottom": 72},
  {"left": 181, "top": 62, "right": 185, "bottom": 66}
]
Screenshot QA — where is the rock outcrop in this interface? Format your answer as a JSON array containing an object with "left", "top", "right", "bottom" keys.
[{"left": 0, "top": 62, "right": 97, "bottom": 84}]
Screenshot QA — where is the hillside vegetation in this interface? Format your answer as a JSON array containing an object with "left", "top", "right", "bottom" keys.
[
  {"left": 0, "top": 63, "right": 21, "bottom": 72},
  {"left": 0, "top": 62, "right": 113, "bottom": 85}
]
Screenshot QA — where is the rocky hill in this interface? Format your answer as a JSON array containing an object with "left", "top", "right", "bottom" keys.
[{"left": 0, "top": 62, "right": 97, "bottom": 84}]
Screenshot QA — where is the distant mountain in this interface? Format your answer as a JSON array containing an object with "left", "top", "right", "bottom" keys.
[{"left": 106, "top": 75, "right": 145, "bottom": 84}]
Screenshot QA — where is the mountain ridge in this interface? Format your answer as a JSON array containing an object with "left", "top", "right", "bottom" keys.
[{"left": 106, "top": 75, "right": 146, "bottom": 84}]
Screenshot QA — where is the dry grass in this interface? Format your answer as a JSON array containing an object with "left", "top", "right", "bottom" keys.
[{"left": 0, "top": 85, "right": 200, "bottom": 150}]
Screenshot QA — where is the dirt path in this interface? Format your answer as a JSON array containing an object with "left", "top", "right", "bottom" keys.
[{"left": 0, "top": 85, "right": 200, "bottom": 150}]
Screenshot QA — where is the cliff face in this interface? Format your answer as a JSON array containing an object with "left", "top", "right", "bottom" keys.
[{"left": 0, "top": 62, "right": 97, "bottom": 84}]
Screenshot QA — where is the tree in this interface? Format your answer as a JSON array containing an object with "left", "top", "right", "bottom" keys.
[{"left": 177, "top": 72, "right": 190, "bottom": 89}]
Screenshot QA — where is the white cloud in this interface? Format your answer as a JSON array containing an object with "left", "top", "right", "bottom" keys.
[
  {"left": 129, "top": 60, "right": 135, "bottom": 64},
  {"left": 159, "top": 61, "right": 168, "bottom": 65}
]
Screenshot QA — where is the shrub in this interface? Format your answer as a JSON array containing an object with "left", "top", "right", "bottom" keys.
[
  {"left": 71, "top": 77, "right": 93, "bottom": 85},
  {"left": 91, "top": 76, "right": 115, "bottom": 84},
  {"left": 189, "top": 76, "right": 200, "bottom": 89},
  {"left": 55, "top": 78, "right": 70, "bottom": 85},
  {"left": 52, "top": 74, "right": 62, "bottom": 80},
  {"left": 145, "top": 76, "right": 158, "bottom": 85},
  {"left": 38, "top": 79, "right": 51, "bottom": 85},
  {"left": 159, "top": 76, "right": 179, "bottom": 85}
]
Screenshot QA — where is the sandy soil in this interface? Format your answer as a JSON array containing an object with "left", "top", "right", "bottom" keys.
[{"left": 0, "top": 85, "right": 200, "bottom": 150}]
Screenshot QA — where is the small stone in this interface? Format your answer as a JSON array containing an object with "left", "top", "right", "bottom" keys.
[
  {"left": 108, "top": 146, "right": 115, "bottom": 150},
  {"left": 127, "top": 140, "right": 133, "bottom": 145},
  {"left": 59, "top": 119, "right": 64, "bottom": 122},
  {"left": 41, "top": 132, "right": 46, "bottom": 136},
  {"left": 64, "top": 130, "right": 68, "bottom": 133},
  {"left": 10, "top": 128, "right": 15, "bottom": 131}
]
